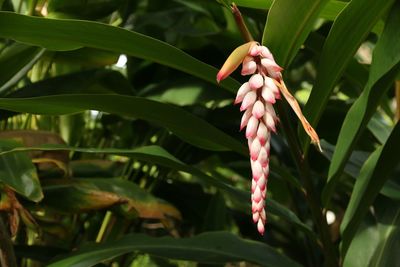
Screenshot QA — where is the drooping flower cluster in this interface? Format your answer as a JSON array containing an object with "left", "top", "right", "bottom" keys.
[
  {"left": 217, "top": 41, "right": 320, "bottom": 236},
  {"left": 237, "top": 44, "right": 282, "bottom": 235}
]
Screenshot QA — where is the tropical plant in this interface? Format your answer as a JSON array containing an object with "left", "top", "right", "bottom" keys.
[{"left": 0, "top": 0, "right": 399, "bottom": 267}]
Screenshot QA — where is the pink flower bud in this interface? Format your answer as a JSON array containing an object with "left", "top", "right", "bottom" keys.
[
  {"left": 256, "top": 122, "right": 269, "bottom": 145},
  {"left": 250, "top": 45, "right": 261, "bottom": 56},
  {"left": 251, "top": 160, "right": 263, "bottom": 180},
  {"left": 240, "top": 90, "right": 257, "bottom": 111},
  {"left": 252, "top": 100, "right": 265, "bottom": 119},
  {"left": 264, "top": 112, "right": 276, "bottom": 132},
  {"left": 253, "top": 212, "right": 260, "bottom": 223},
  {"left": 241, "top": 60, "right": 257, "bottom": 76},
  {"left": 257, "top": 219, "right": 265, "bottom": 235},
  {"left": 246, "top": 116, "right": 259, "bottom": 138},
  {"left": 260, "top": 209, "right": 266, "bottom": 222},
  {"left": 240, "top": 109, "right": 252, "bottom": 131},
  {"left": 265, "top": 103, "right": 277, "bottom": 118},
  {"left": 250, "top": 137, "right": 261, "bottom": 161},
  {"left": 252, "top": 179, "right": 256, "bottom": 193},
  {"left": 261, "top": 84, "right": 276, "bottom": 104},
  {"left": 234, "top": 82, "right": 251, "bottom": 104},
  {"left": 258, "top": 147, "right": 269, "bottom": 167},
  {"left": 261, "top": 58, "right": 283, "bottom": 73},
  {"left": 257, "top": 174, "right": 266, "bottom": 190},
  {"left": 249, "top": 74, "right": 264, "bottom": 90},
  {"left": 264, "top": 76, "right": 279, "bottom": 93},
  {"left": 253, "top": 186, "right": 262, "bottom": 202},
  {"left": 256, "top": 200, "right": 264, "bottom": 212},
  {"left": 260, "top": 46, "right": 272, "bottom": 59}
]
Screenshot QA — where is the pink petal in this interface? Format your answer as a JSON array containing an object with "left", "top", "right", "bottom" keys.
[
  {"left": 250, "top": 137, "right": 261, "bottom": 161},
  {"left": 246, "top": 116, "right": 259, "bottom": 138},
  {"left": 241, "top": 60, "right": 257, "bottom": 76},
  {"left": 257, "top": 174, "right": 266, "bottom": 190},
  {"left": 261, "top": 58, "right": 283, "bottom": 72},
  {"left": 265, "top": 103, "right": 277, "bottom": 118},
  {"left": 249, "top": 74, "right": 264, "bottom": 90},
  {"left": 253, "top": 212, "right": 260, "bottom": 223},
  {"left": 252, "top": 100, "right": 265, "bottom": 119},
  {"left": 253, "top": 186, "right": 262, "bottom": 202},
  {"left": 234, "top": 82, "right": 251, "bottom": 104},
  {"left": 261, "top": 85, "right": 276, "bottom": 104},
  {"left": 251, "top": 160, "right": 263, "bottom": 181},
  {"left": 240, "top": 109, "right": 252, "bottom": 131},
  {"left": 260, "top": 209, "right": 266, "bottom": 222},
  {"left": 257, "top": 220, "right": 265, "bottom": 235},
  {"left": 264, "top": 112, "right": 276, "bottom": 132},
  {"left": 240, "top": 90, "right": 257, "bottom": 111},
  {"left": 250, "top": 45, "right": 261, "bottom": 56},
  {"left": 252, "top": 179, "right": 256, "bottom": 193},
  {"left": 256, "top": 122, "right": 269, "bottom": 145},
  {"left": 260, "top": 46, "right": 271, "bottom": 58},
  {"left": 258, "top": 147, "right": 269, "bottom": 167}
]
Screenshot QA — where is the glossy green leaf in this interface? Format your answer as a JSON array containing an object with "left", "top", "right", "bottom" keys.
[
  {"left": 321, "top": 140, "right": 399, "bottom": 201},
  {"left": 323, "top": 2, "right": 400, "bottom": 204},
  {"left": 262, "top": 0, "right": 329, "bottom": 67},
  {"left": 0, "top": 140, "right": 42, "bottom": 201},
  {"left": 302, "top": 0, "right": 395, "bottom": 149},
  {"left": 42, "top": 178, "right": 181, "bottom": 220},
  {"left": 235, "top": 0, "right": 346, "bottom": 21},
  {"left": 0, "top": 144, "right": 315, "bottom": 239},
  {"left": 340, "top": 122, "right": 400, "bottom": 254},
  {"left": 47, "top": 0, "right": 123, "bottom": 20},
  {"left": 7, "top": 69, "right": 133, "bottom": 97},
  {"left": 0, "top": 43, "right": 44, "bottom": 93},
  {"left": 47, "top": 231, "right": 301, "bottom": 267},
  {"left": 0, "top": 94, "right": 245, "bottom": 154},
  {"left": 0, "top": 11, "right": 240, "bottom": 93},
  {"left": 343, "top": 199, "right": 400, "bottom": 267}
]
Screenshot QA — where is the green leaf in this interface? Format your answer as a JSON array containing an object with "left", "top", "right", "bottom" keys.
[
  {"left": 47, "top": 231, "right": 302, "bottom": 267},
  {"left": 301, "top": 0, "right": 395, "bottom": 149},
  {"left": 0, "top": 94, "right": 246, "bottom": 154},
  {"left": 235, "top": 0, "right": 346, "bottom": 21},
  {"left": 343, "top": 199, "right": 400, "bottom": 267},
  {"left": 0, "top": 11, "right": 240, "bottom": 93},
  {"left": 0, "top": 43, "right": 44, "bottom": 93},
  {"left": 0, "top": 139, "right": 42, "bottom": 201},
  {"left": 42, "top": 178, "right": 181, "bottom": 220},
  {"left": 0, "top": 144, "right": 315, "bottom": 239},
  {"left": 262, "top": 0, "right": 329, "bottom": 68},
  {"left": 8, "top": 69, "right": 134, "bottom": 97},
  {"left": 340, "top": 122, "right": 400, "bottom": 254},
  {"left": 323, "top": 2, "right": 400, "bottom": 204}
]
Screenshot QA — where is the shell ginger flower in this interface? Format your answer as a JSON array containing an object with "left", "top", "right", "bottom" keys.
[{"left": 217, "top": 41, "right": 321, "bottom": 235}]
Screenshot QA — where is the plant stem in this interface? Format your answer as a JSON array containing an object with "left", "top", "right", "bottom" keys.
[
  {"left": 231, "top": 3, "right": 254, "bottom": 42},
  {"left": 276, "top": 101, "right": 338, "bottom": 267},
  {"left": 0, "top": 215, "right": 17, "bottom": 267}
]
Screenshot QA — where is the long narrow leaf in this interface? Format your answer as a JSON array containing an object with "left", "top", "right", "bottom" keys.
[
  {"left": 0, "top": 144, "right": 315, "bottom": 239},
  {"left": 262, "top": 0, "right": 329, "bottom": 68},
  {"left": 339, "top": 122, "right": 400, "bottom": 254},
  {"left": 323, "top": 2, "right": 400, "bottom": 204},
  {"left": 0, "top": 94, "right": 246, "bottom": 154},
  {"left": 301, "top": 0, "right": 395, "bottom": 149},
  {"left": 0, "top": 12, "right": 240, "bottom": 93},
  {"left": 47, "top": 231, "right": 302, "bottom": 267}
]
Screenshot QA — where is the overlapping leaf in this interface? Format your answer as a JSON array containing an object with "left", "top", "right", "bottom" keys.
[
  {"left": 0, "top": 11, "right": 240, "bottom": 93},
  {"left": 324, "top": 2, "right": 400, "bottom": 204},
  {"left": 47, "top": 231, "right": 301, "bottom": 267},
  {"left": 301, "top": 0, "right": 395, "bottom": 150}
]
